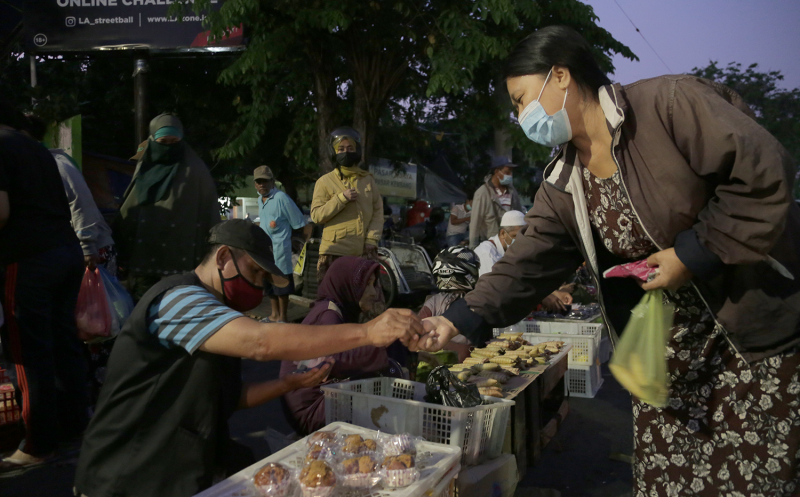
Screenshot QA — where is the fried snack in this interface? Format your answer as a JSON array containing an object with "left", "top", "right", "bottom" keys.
[
  {"left": 307, "top": 431, "right": 337, "bottom": 447},
  {"left": 382, "top": 454, "right": 415, "bottom": 470},
  {"left": 254, "top": 462, "right": 290, "bottom": 486},
  {"left": 299, "top": 460, "right": 336, "bottom": 488},
  {"left": 463, "top": 357, "right": 488, "bottom": 365},
  {"left": 343, "top": 456, "right": 377, "bottom": 475},
  {"left": 478, "top": 386, "right": 504, "bottom": 398},
  {"left": 489, "top": 356, "right": 519, "bottom": 365},
  {"left": 468, "top": 377, "right": 499, "bottom": 388}
]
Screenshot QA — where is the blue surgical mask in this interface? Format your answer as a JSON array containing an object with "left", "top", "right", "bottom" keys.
[
  {"left": 499, "top": 173, "right": 514, "bottom": 186},
  {"left": 465, "top": 204, "right": 472, "bottom": 211},
  {"left": 518, "top": 69, "right": 573, "bottom": 147}
]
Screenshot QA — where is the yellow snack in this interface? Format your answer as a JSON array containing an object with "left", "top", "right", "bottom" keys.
[
  {"left": 468, "top": 377, "right": 499, "bottom": 387},
  {"left": 463, "top": 357, "right": 487, "bottom": 365},
  {"left": 488, "top": 356, "right": 518, "bottom": 365},
  {"left": 478, "top": 363, "right": 501, "bottom": 371},
  {"left": 478, "top": 387, "right": 504, "bottom": 398}
]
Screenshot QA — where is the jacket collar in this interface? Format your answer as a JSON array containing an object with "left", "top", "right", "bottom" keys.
[{"left": 543, "top": 83, "right": 627, "bottom": 192}]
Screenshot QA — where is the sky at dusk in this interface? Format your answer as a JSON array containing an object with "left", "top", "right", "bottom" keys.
[{"left": 581, "top": 0, "right": 800, "bottom": 90}]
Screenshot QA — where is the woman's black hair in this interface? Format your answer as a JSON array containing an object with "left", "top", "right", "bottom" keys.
[{"left": 504, "top": 25, "right": 611, "bottom": 97}]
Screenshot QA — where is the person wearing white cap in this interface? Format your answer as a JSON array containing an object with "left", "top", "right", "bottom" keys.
[{"left": 473, "top": 210, "right": 526, "bottom": 277}]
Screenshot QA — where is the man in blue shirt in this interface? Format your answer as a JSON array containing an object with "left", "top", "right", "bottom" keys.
[{"left": 254, "top": 166, "right": 307, "bottom": 322}]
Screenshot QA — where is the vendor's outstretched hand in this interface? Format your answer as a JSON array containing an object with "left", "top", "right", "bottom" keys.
[
  {"left": 641, "top": 248, "right": 693, "bottom": 292},
  {"left": 365, "top": 309, "right": 424, "bottom": 348},
  {"left": 413, "top": 316, "right": 460, "bottom": 352}
]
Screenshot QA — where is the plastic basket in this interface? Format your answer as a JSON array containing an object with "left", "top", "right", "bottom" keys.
[
  {"left": 565, "top": 363, "right": 603, "bottom": 398},
  {"left": 194, "top": 421, "right": 461, "bottom": 497},
  {"left": 322, "top": 378, "right": 514, "bottom": 466},
  {"left": 522, "top": 330, "right": 601, "bottom": 366},
  {"left": 523, "top": 319, "right": 603, "bottom": 337}
]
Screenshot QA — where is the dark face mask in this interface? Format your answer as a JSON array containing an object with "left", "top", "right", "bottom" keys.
[
  {"left": 334, "top": 151, "right": 361, "bottom": 168},
  {"left": 148, "top": 139, "right": 184, "bottom": 164},
  {"left": 219, "top": 254, "right": 265, "bottom": 312}
]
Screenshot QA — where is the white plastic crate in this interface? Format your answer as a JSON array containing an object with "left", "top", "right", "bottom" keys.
[
  {"left": 565, "top": 363, "right": 603, "bottom": 398},
  {"left": 522, "top": 330, "right": 601, "bottom": 366},
  {"left": 492, "top": 321, "right": 526, "bottom": 337},
  {"left": 321, "top": 378, "right": 514, "bottom": 466},
  {"left": 195, "top": 421, "right": 461, "bottom": 497},
  {"left": 522, "top": 319, "right": 603, "bottom": 337}
]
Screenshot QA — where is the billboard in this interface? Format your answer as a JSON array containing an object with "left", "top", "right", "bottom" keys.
[
  {"left": 369, "top": 160, "right": 417, "bottom": 199},
  {"left": 23, "top": 1, "right": 244, "bottom": 52}
]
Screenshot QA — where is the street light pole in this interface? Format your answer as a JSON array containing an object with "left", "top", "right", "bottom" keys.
[{"left": 133, "top": 56, "right": 149, "bottom": 146}]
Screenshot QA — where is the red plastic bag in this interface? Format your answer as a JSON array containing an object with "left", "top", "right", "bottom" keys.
[{"left": 75, "top": 268, "right": 113, "bottom": 342}]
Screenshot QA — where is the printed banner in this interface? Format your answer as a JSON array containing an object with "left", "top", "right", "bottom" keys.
[
  {"left": 24, "top": 1, "right": 244, "bottom": 52},
  {"left": 369, "top": 160, "right": 417, "bottom": 199}
]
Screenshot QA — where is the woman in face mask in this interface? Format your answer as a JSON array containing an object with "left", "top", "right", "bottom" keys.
[
  {"left": 424, "top": 25, "right": 800, "bottom": 497},
  {"left": 278, "top": 256, "right": 395, "bottom": 435},
  {"left": 310, "top": 127, "right": 385, "bottom": 284}
]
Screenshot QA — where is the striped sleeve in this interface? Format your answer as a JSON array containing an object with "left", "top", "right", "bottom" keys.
[{"left": 146, "top": 285, "right": 244, "bottom": 354}]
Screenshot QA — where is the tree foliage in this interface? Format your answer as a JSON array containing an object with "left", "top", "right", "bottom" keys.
[
  {"left": 182, "top": 0, "right": 636, "bottom": 179},
  {"left": 691, "top": 61, "right": 800, "bottom": 199}
]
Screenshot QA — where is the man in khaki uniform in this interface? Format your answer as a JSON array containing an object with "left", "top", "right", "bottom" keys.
[{"left": 310, "top": 127, "right": 383, "bottom": 283}]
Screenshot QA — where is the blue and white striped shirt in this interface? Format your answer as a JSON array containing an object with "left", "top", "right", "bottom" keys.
[{"left": 147, "top": 285, "right": 244, "bottom": 353}]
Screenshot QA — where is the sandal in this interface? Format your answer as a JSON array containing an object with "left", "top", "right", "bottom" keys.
[{"left": 0, "top": 453, "right": 54, "bottom": 478}]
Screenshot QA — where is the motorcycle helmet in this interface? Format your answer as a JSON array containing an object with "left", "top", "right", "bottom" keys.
[
  {"left": 329, "top": 126, "right": 362, "bottom": 167},
  {"left": 432, "top": 246, "right": 480, "bottom": 291}
]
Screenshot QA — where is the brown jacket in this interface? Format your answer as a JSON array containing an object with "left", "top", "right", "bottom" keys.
[{"left": 444, "top": 75, "right": 800, "bottom": 363}]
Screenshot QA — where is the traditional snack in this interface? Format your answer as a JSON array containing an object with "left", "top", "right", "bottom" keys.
[
  {"left": 253, "top": 463, "right": 291, "bottom": 497},
  {"left": 305, "top": 443, "right": 333, "bottom": 463},
  {"left": 342, "top": 434, "right": 379, "bottom": 456},
  {"left": 299, "top": 461, "right": 336, "bottom": 497},
  {"left": 307, "top": 430, "right": 337, "bottom": 447},
  {"left": 342, "top": 456, "right": 380, "bottom": 488},
  {"left": 383, "top": 433, "right": 416, "bottom": 457},
  {"left": 478, "top": 370, "right": 510, "bottom": 383},
  {"left": 478, "top": 386, "right": 504, "bottom": 398},
  {"left": 463, "top": 357, "right": 488, "bottom": 365},
  {"left": 468, "top": 377, "right": 499, "bottom": 388},
  {"left": 382, "top": 454, "right": 418, "bottom": 488}
]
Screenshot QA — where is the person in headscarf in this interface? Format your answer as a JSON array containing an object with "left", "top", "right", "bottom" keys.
[
  {"left": 310, "top": 127, "right": 383, "bottom": 283},
  {"left": 279, "top": 256, "right": 393, "bottom": 435},
  {"left": 114, "top": 113, "right": 220, "bottom": 299}
]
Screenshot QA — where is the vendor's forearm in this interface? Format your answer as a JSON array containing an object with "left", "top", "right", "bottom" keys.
[
  {"left": 238, "top": 379, "right": 290, "bottom": 410},
  {"left": 255, "top": 321, "right": 370, "bottom": 361}
]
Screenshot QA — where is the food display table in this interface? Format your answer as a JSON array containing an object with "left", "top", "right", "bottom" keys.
[
  {"left": 194, "top": 422, "right": 462, "bottom": 497},
  {"left": 501, "top": 344, "right": 571, "bottom": 476}
]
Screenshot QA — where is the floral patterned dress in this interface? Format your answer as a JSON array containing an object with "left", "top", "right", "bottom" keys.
[{"left": 583, "top": 167, "right": 800, "bottom": 496}]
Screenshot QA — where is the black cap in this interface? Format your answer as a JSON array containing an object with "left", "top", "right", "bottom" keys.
[
  {"left": 490, "top": 156, "right": 518, "bottom": 169},
  {"left": 208, "top": 220, "right": 290, "bottom": 288}
]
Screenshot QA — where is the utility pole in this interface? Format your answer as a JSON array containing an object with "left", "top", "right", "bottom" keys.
[
  {"left": 133, "top": 56, "right": 149, "bottom": 146},
  {"left": 30, "top": 55, "right": 37, "bottom": 88}
]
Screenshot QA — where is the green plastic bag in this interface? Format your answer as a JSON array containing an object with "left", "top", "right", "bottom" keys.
[{"left": 608, "top": 289, "right": 674, "bottom": 408}]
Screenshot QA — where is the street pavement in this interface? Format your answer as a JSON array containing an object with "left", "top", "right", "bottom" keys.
[{"left": 0, "top": 300, "right": 634, "bottom": 497}]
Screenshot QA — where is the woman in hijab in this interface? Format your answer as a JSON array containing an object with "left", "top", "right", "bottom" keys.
[
  {"left": 279, "top": 256, "right": 392, "bottom": 435},
  {"left": 115, "top": 113, "right": 220, "bottom": 299}
]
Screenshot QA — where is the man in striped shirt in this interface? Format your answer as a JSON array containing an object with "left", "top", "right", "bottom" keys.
[{"left": 75, "top": 220, "right": 426, "bottom": 497}]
